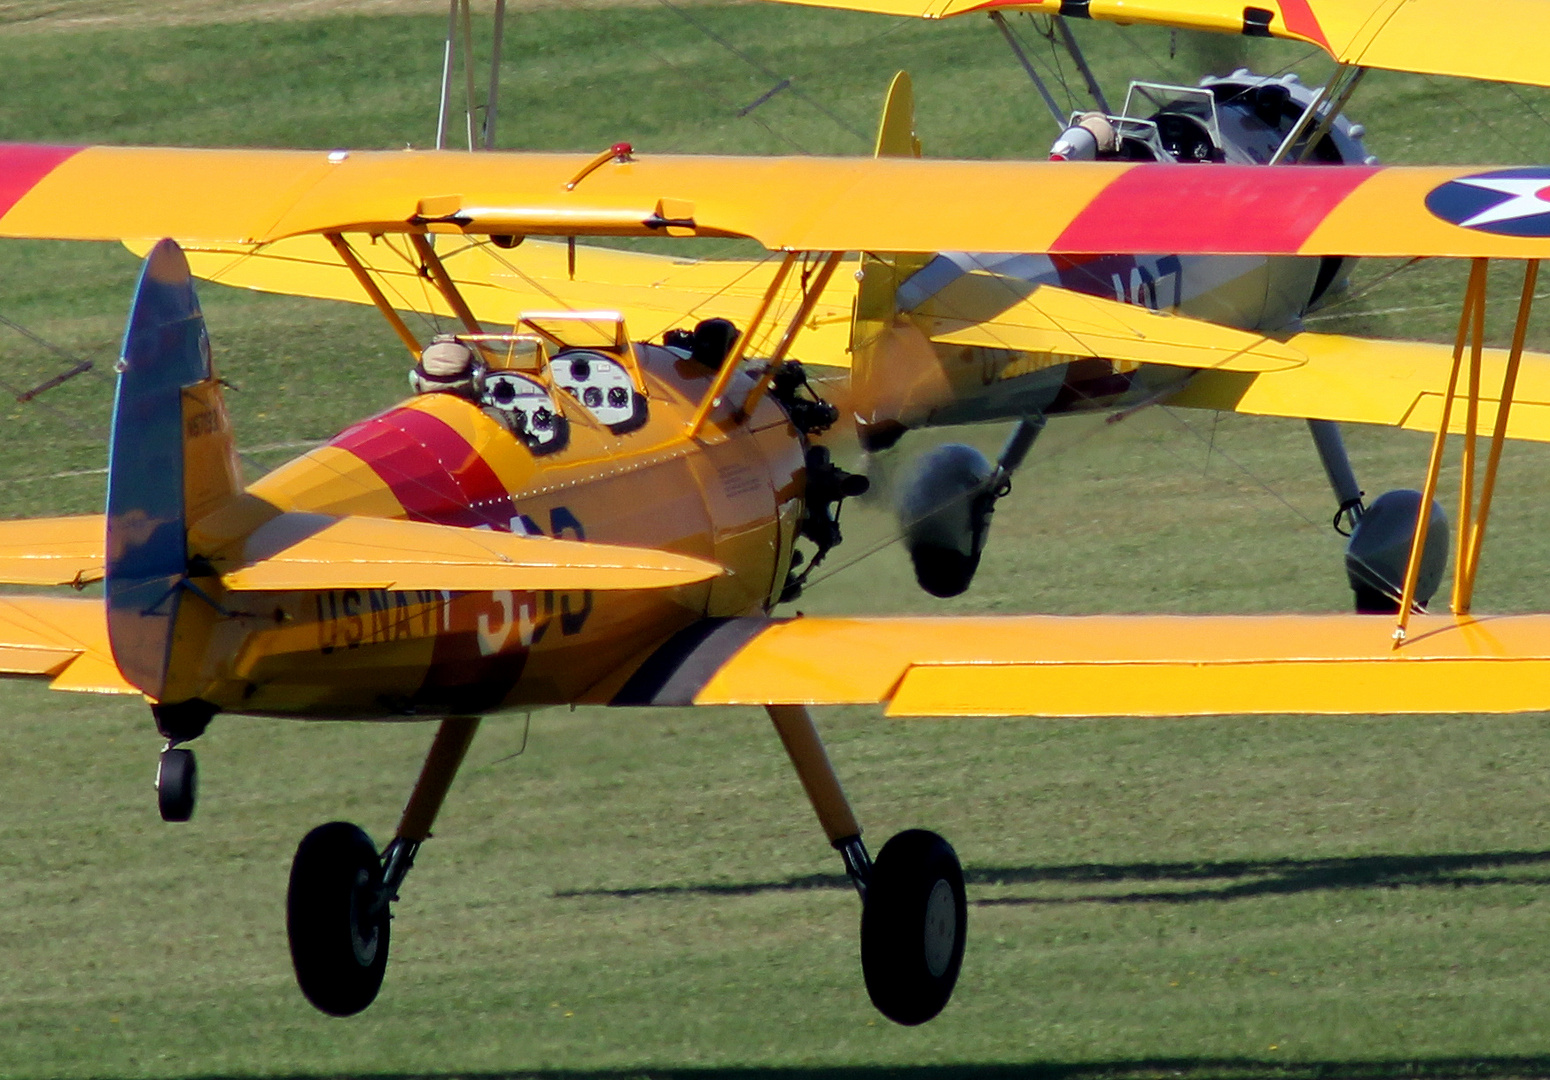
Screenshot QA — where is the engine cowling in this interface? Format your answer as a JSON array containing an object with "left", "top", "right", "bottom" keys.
[{"left": 896, "top": 443, "right": 996, "bottom": 598}]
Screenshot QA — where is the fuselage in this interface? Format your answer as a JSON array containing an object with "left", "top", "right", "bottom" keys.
[
  {"left": 172, "top": 345, "right": 805, "bottom": 719},
  {"left": 890, "top": 250, "right": 1326, "bottom": 431},
  {"left": 850, "top": 70, "right": 1370, "bottom": 446}
]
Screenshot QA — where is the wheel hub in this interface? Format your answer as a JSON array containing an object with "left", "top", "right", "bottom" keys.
[
  {"left": 349, "top": 868, "right": 380, "bottom": 966},
  {"left": 923, "top": 878, "right": 957, "bottom": 978}
]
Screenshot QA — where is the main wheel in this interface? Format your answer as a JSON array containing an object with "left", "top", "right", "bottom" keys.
[
  {"left": 287, "top": 821, "right": 390, "bottom": 1016},
  {"left": 860, "top": 828, "right": 967, "bottom": 1026},
  {"left": 156, "top": 747, "right": 197, "bottom": 822}
]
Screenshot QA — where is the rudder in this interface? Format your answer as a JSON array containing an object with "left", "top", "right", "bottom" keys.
[
  {"left": 851, "top": 72, "right": 939, "bottom": 449},
  {"left": 106, "top": 239, "right": 240, "bottom": 700}
]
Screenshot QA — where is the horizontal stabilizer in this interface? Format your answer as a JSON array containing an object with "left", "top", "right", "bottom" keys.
[
  {"left": 0, "top": 595, "right": 135, "bottom": 695},
  {"left": 218, "top": 513, "right": 724, "bottom": 593},
  {"left": 610, "top": 613, "right": 1550, "bottom": 717},
  {"left": 0, "top": 515, "right": 105, "bottom": 586},
  {"left": 1169, "top": 332, "right": 1550, "bottom": 442},
  {"left": 929, "top": 282, "right": 1306, "bottom": 373}
]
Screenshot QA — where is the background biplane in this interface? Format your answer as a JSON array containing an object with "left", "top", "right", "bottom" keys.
[
  {"left": 2, "top": 134, "right": 1550, "bottom": 1026},
  {"left": 167, "top": 0, "right": 1550, "bottom": 613}
]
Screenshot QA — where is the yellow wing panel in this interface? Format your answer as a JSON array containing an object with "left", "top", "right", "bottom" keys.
[
  {"left": 14, "top": 146, "right": 1550, "bottom": 260},
  {"left": 142, "top": 235, "right": 858, "bottom": 365},
  {"left": 0, "top": 514, "right": 105, "bottom": 586},
  {"left": 756, "top": 0, "right": 1550, "bottom": 88},
  {"left": 930, "top": 281, "right": 1306, "bottom": 373},
  {"left": 1348, "top": 0, "right": 1550, "bottom": 87},
  {"left": 0, "top": 595, "right": 136, "bottom": 695},
  {"left": 654, "top": 613, "right": 1550, "bottom": 716},
  {"left": 1167, "top": 332, "right": 1550, "bottom": 442},
  {"left": 218, "top": 513, "right": 725, "bottom": 593}
]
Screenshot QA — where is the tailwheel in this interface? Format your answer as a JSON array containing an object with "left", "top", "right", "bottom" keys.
[
  {"left": 287, "top": 822, "right": 390, "bottom": 1016},
  {"left": 155, "top": 746, "right": 197, "bottom": 822},
  {"left": 860, "top": 828, "right": 967, "bottom": 1026}
]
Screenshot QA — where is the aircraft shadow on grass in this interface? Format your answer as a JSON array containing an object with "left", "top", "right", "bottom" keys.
[
  {"left": 167, "top": 1058, "right": 1550, "bottom": 1080},
  {"left": 554, "top": 850, "right": 1550, "bottom": 905}
]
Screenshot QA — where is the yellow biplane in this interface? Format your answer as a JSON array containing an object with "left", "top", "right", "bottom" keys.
[{"left": 0, "top": 138, "right": 1549, "bottom": 1026}]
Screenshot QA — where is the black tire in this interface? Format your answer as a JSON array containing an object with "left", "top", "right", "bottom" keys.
[
  {"left": 287, "top": 822, "right": 389, "bottom": 1017},
  {"left": 860, "top": 828, "right": 967, "bottom": 1026},
  {"left": 156, "top": 747, "right": 196, "bottom": 822}
]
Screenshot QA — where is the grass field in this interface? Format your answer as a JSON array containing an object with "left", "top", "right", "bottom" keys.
[{"left": 7, "top": 5, "right": 1550, "bottom": 1079}]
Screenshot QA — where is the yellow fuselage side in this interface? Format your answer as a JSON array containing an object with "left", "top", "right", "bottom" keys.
[{"left": 171, "top": 348, "right": 804, "bottom": 719}]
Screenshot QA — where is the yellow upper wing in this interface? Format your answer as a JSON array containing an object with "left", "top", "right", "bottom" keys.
[
  {"left": 606, "top": 613, "right": 1550, "bottom": 716},
  {"left": 8, "top": 145, "right": 1550, "bottom": 259},
  {"left": 755, "top": 0, "right": 1550, "bottom": 89}
]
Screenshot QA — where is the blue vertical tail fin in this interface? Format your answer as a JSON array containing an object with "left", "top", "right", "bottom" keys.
[{"left": 106, "top": 239, "right": 240, "bottom": 700}]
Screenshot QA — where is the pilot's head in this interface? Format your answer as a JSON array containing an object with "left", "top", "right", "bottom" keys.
[{"left": 411, "top": 335, "right": 478, "bottom": 396}]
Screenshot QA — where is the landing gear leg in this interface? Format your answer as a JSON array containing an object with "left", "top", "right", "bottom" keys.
[
  {"left": 765, "top": 704, "right": 965, "bottom": 1025},
  {"left": 151, "top": 700, "right": 214, "bottom": 823},
  {"left": 287, "top": 715, "right": 480, "bottom": 1017},
  {"left": 1308, "top": 419, "right": 1365, "bottom": 534}
]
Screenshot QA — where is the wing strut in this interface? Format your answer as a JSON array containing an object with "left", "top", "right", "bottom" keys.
[
  {"left": 1394, "top": 259, "right": 1541, "bottom": 641},
  {"left": 684, "top": 251, "right": 799, "bottom": 438},
  {"left": 741, "top": 251, "right": 846, "bottom": 418},
  {"left": 1394, "top": 259, "right": 1485, "bottom": 641},
  {"left": 1052, "top": 16, "right": 1109, "bottom": 115},
  {"left": 1268, "top": 64, "right": 1365, "bottom": 165},
  {"left": 326, "top": 234, "right": 422, "bottom": 360},
  {"left": 988, "top": 13, "right": 1066, "bottom": 130},
  {"left": 1456, "top": 259, "right": 1541, "bottom": 612},
  {"left": 409, "top": 233, "right": 483, "bottom": 336},
  {"left": 436, "top": 0, "right": 506, "bottom": 151}
]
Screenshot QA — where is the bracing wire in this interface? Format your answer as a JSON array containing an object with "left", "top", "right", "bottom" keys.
[
  {"left": 654, "top": 0, "right": 871, "bottom": 145},
  {"left": 547, "top": 0, "right": 813, "bottom": 154}
]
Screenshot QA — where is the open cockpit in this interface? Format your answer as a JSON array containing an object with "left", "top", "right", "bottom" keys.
[{"left": 1048, "top": 71, "right": 1375, "bottom": 166}]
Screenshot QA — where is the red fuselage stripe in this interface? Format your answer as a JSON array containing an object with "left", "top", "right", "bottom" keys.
[
  {"left": 333, "top": 406, "right": 516, "bottom": 530},
  {"left": 1051, "top": 165, "right": 1380, "bottom": 255},
  {"left": 0, "top": 144, "right": 83, "bottom": 220}
]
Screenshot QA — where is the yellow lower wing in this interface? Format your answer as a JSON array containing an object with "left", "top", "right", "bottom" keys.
[
  {"left": 930, "top": 282, "right": 1306, "bottom": 373},
  {"left": 609, "top": 614, "right": 1550, "bottom": 717},
  {"left": 1168, "top": 332, "right": 1550, "bottom": 441},
  {"left": 0, "top": 595, "right": 135, "bottom": 695}
]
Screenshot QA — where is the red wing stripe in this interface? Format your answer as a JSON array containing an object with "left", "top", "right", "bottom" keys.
[
  {"left": 1051, "top": 165, "right": 1380, "bottom": 255},
  {"left": 0, "top": 144, "right": 83, "bottom": 220},
  {"left": 333, "top": 406, "right": 516, "bottom": 530},
  {"left": 1273, "top": 0, "right": 1330, "bottom": 49}
]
